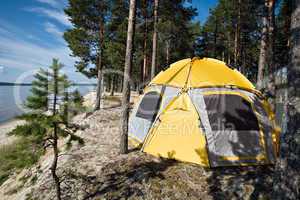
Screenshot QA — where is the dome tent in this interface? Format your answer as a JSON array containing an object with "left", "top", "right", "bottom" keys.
[{"left": 128, "top": 57, "right": 280, "bottom": 167}]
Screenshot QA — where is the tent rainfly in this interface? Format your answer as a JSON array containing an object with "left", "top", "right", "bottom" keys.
[{"left": 129, "top": 57, "right": 280, "bottom": 167}]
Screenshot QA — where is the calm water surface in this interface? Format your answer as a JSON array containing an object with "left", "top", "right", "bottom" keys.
[{"left": 0, "top": 85, "right": 94, "bottom": 123}]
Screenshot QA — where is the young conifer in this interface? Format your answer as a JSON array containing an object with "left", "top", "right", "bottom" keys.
[
  {"left": 26, "top": 68, "right": 49, "bottom": 111},
  {"left": 10, "top": 59, "right": 84, "bottom": 200}
]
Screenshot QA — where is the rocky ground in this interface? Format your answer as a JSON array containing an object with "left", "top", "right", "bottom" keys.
[{"left": 0, "top": 94, "right": 276, "bottom": 200}]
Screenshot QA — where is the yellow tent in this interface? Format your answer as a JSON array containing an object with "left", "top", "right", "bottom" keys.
[{"left": 129, "top": 57, "right": 280, "bottom": 167}]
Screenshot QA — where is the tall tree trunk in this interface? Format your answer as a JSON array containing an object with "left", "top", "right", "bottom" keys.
[
  {"left": 63, "top": 90, "right": 69, "bottom": 125},
  {"left": 46, "top": 70, "right": 49, "bottom": 111},
  {"left": 267, "top": 0, "right": 276, "bottom": 110},
  {"left": 234, "top": 0, "right": 241, "bottom": 66},
  {"left": 286, "top": 0, "right": 300, "bottom": 188},
  {"left": 110, "top": 75, "right": 115, "bottom": 96},
  {"left": 51, "top": 125, "right": 61, "bottom": 200},
  {"left": 222, "top": 51, "right": 225, "bottom": 61},
  {"left": 142, "top": 0, "right": 148, "bottom": 83},
  {"left": 227, "top": 33, "right": 231, "bottom": 64},
  {"left": 94, "top": 18, "right": 105, "bottom": 111},
  {"left": 257, "top": 0, "right": 269, "bottom": 90},
  {"left": 213, "top": 14, "right": 217, "bottom": 58},
  {"left": 287, "top": 0, "right": 300, "bottom": 193},
  {"left": 166, "top": 39, "right": 170, "bottom": 66},
  {"left": 51, "top": 67, "right": 61, "bottom": 200},
  {"left": 151, "top": 0, "right": 159, "bottom": 79},
  {"left": 242, "top": 49, "right": 246, "bottom": 75},
  {"left": 120, "top": 0, "right": 136, "bottom": 154},
  {"left": 284, "top": 0, "right": 292, "bottom": 51},
  {"left": 273, "top": 1, "right": 300, "bottom": 198}
]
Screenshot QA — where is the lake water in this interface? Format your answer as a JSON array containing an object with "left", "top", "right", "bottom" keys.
[{"left": 0, "top": 85, "right": 95, "bottom": 124}]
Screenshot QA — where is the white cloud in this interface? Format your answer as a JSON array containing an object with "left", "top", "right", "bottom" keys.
[
  {"left": 0, "top": 36, "right": 75, "bottom": 70},
  {"left": 0, "top": 21, "right": 75, "bottom": 75},
  {"left": 0, "top": 27, "right": 10, "bottom": 36},
  {"left": 0, "top": 9, "right": 92, "bottom": 83},
  {"left": 0, "top": 35, "right": 93, "bottom": 82},
  {"left": 26, "top": 7, "right": 72, "bottom": 27},
  {"left": 0, "top": 66, "right": 4, "bottom": 74},
  {"left": 0, "top": 20, "right": 20, "bottom": 38},
  {"left": 36, "top": 0, "right": 59, "bottom": 8},
  {"left": 44, "top": 22, "right": 63, "bottom": 37}
]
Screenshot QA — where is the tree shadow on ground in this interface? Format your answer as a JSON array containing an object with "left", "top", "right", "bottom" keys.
[
  {"left": 205, "top": 107, "right": 276, "bottom": 200},
  {"left": 206, "top": 166, "right": 274, "bottom": 200},
  {"left": 61, "top": 155, "right": 177, "bottom": 200}
]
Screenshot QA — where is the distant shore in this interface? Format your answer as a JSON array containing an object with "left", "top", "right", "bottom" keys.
[
  {"left": 0, "top": 82, "right": 32, "bottom": 86},
  {"left": 0, "top": 90, "right": 136, "bottom": 147},
  {"left": 0, "top": 91, "right": 96, "bottom": 146},
  {"left": 0, "top": 82, "right": 97, "bottom": 86}
]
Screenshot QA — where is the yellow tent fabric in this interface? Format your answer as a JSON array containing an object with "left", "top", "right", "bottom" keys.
[
  {"left": 150, "top": 57, "right": 255, "bottom": 89},
  {"left": 143, "top": 93, "right": 209, "bottom": 166},
  {"left": 129, "top": 57, "right": 280, "bottom": 167}
]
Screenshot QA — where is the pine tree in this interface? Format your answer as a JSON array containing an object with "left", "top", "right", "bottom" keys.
[
  {"left": 106, "top": 0, "right": 129, "bottom": 93},
  {"left": 64, "top": 0, "right": 110, "bottom": 111},
  {"left": 257, "top": 0, "right": 270, "bottom": 90},
  {"left": 265, "top": 0, "right": 276, "bottom": 110},
  {"left": 142, "top": 0, "right": 149, "bottom": 82},
  {"left": 26, "top": 68, "right": 48, "bottom": 111},
  {"left": 10, "top": 59, "right": 84, "bottom": 200},
  {"left": 285, "top": 0, "right": 300, "bottom": 195},
  {"left": 156, "top": 0, "right": 198, "bottom": 68},
  {"left": 150, "top": 0, "right": 159, "bottom": 79},
  {"left": 274, "top": 0, "right": 292, "bottom": 67},
  {"left": 200, "top": 0, "right": 264, "bottom": 81},
  {"left": 273, "top": 1, "right": 300, "bottom": 198},
  {"left": 120, "top": 0, "right": 137, "bottom": 154},
  {"left": 70, "top": 89, "right": 86, "bottom": 115}
]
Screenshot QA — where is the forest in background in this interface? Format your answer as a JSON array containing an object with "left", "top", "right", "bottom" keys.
[{"left": 64, "top": 0, "right": 290, "bottom": 93}]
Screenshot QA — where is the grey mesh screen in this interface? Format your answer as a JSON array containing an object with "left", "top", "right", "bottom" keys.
[
  {"left": 129, "top": 86, "right": 179, "bottom": 143},
  {"left": 136, "top": 91, "right": 161, "bottom": 121},
  {"left": 189, "top": 89, "right": 268, "bottom": 167},
  {"left": 204, "top": 94, "right": 260, "bottom": 131}
]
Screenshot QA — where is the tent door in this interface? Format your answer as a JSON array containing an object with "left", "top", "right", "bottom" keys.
[
  {"left": 189, "top": 90, "right": 268, "bottom": 167},
  {"left": 204, "top": 93, "right": 267, "bottom": 167}
]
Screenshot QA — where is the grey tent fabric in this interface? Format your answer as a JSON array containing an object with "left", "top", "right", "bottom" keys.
[
  {"left": 157, "top": 86, "right": 180, "bottom": 116},
  {"left": 189, "top": 88, "right": 271, "bottom": 167},
  {"left": 203, "top": 94, "right": 260, "bottom": 131},
  {"left": 136, "top": 91, "right": 162, "bottom": 121},
  {"left": 129, "top": 86, "right": 162, "bottom": 142},
  {"left": 194, "top": 88, "right": 276, "bottom": 163},
  {"left": 188, "top": 90, "right": 212, "bottom": 134},
  {"left": 131, "top": 86, "right": 277, "bottom": 167},
  {"left": 251, "top": 96, "right": 276, "bottom": 163},
  {"left": 129, "top": 86, "right": 180, "bottom": 142},
  {"left": 239, "top": 90, "right": 276, "bottom": 163},
  {"left": 128, "top": 118, "right": 153, "bottom": 142}
]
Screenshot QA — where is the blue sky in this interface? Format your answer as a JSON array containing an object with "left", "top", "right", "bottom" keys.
[
  {"left": 0, "top": 0, "right": 217, "bottom": 83},
  {"left": 188, "top": 0, "right": 218, "bottom": 23}
]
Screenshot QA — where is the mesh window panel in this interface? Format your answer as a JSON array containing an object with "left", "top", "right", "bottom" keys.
[
  {"left": 136, "top": 91, "right": 161, "bottom": 121},
  {"left": 204, "top": 94, "right": 260, "bottom": 131}
]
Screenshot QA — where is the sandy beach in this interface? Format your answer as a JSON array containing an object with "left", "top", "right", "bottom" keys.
[
  {"left": 0, "top": 91, "right": 138, "bottom": 147},
  {"left": 0, "top": 119, "right": 25, "bottom": 146},
  {"left": 0, "top": 91, "right": 97, "bottom": 147}
]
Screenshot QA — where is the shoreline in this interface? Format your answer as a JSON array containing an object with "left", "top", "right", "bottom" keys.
[
  {"left": 0, "top": 91, "right": 138, "bottom": 147},
  {"left": 0, "top": 116, "right": 21, "bottom": 126},
  {"left": 0, "top": 91, "right": 95, "bottom": 146},
  {"left": 0, "top": 119, "right": 25, "bottom": 146}
]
